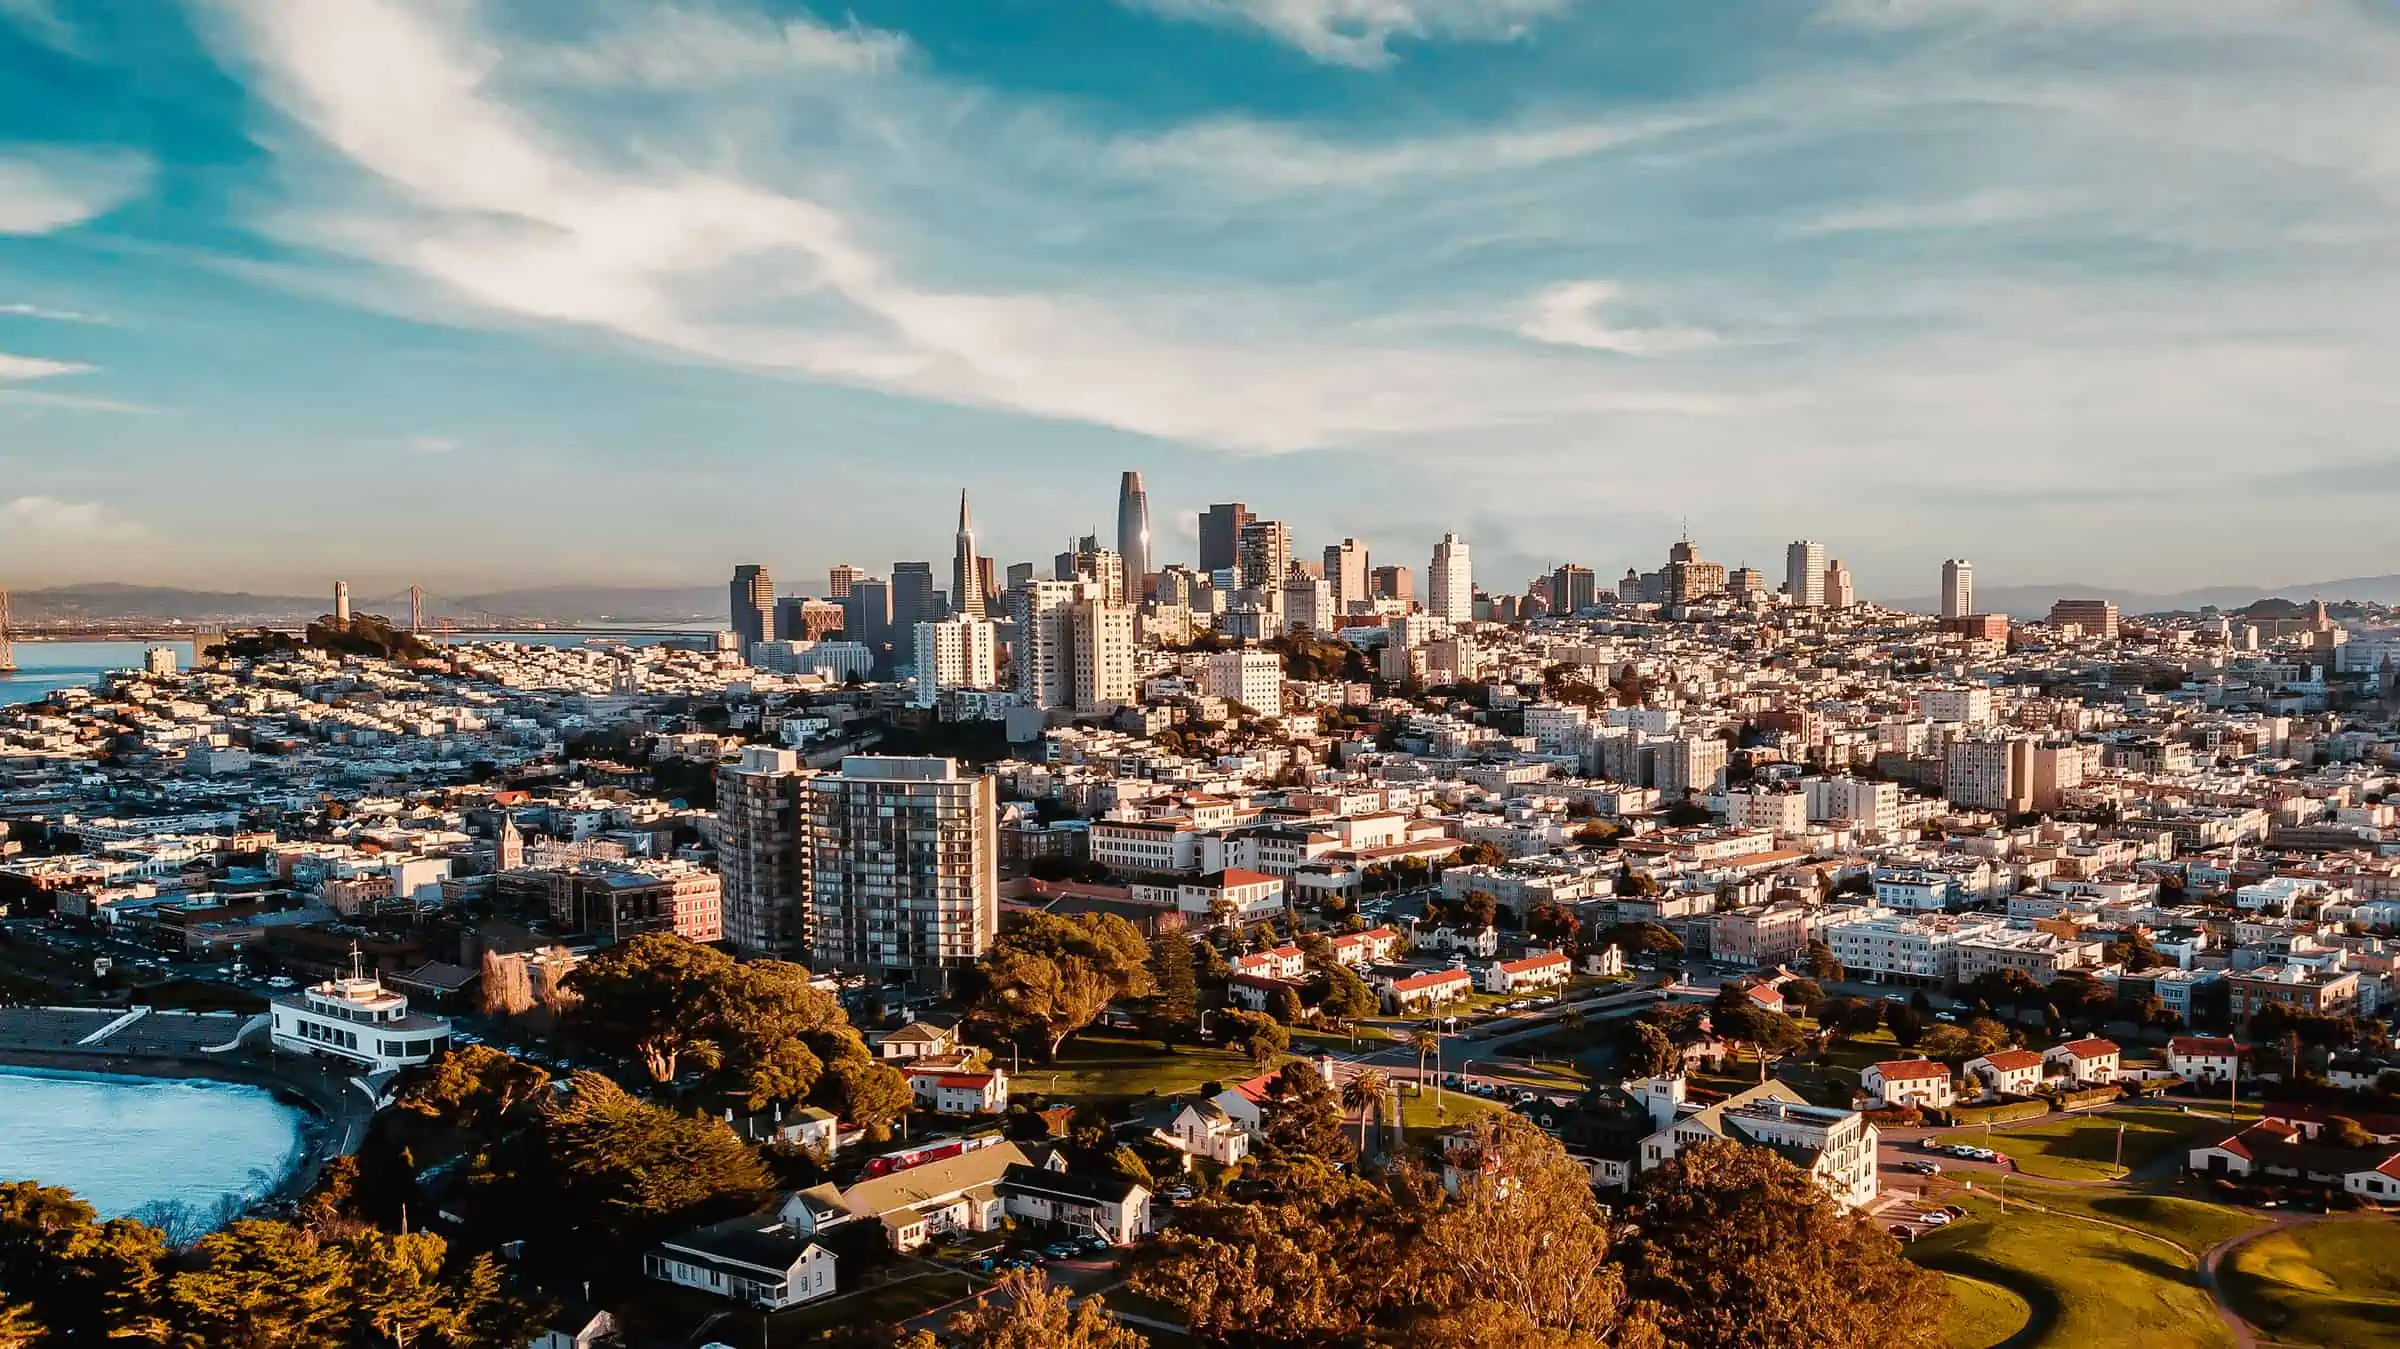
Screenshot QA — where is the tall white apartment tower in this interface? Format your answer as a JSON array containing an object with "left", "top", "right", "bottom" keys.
[
  {"left": 1941, "top": 559, "right": 1975, "bottom": 620},
  {"left": 1323, "top": 539, "right": 1370, "bottom": 612},
  {"left": 912, "top": 616, "right": 998, "bottom": 708},
  {"left": 1785, "top": 540, "right": 1826, "bottom": 608},
  {"left": 1429, "top": 533, "right": 1472, "bottom": 623},
  {"left": 805, "top": 756, "right": 998, "bottom": 980}
]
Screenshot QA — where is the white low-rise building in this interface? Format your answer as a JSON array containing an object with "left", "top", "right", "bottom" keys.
[{"left": 269, "top": 964, "right": 452, "bottom": 1073}]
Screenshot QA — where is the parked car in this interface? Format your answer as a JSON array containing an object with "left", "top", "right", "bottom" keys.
[
  {"left": 1906, "top": 1160, "right": 1941, "bottom": 1175},
  {"left": 1941, "top": 1206, "right": 1967, "bottom": 1220},
  {"left": 1919, "top": 1211, "right": 1952, "bottom": 1227},
  {"left": 1161, "top": 1185, "right": 1195, "bottom": 1203}
]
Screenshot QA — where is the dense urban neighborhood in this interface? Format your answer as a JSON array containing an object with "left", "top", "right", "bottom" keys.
[{"left": 4, "top": 511, "right": 2400, "bottom": 1348}]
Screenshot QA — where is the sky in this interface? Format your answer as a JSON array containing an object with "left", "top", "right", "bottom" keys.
[{"left": 4, "top": 0, "right": 2399, "bottom": 602}]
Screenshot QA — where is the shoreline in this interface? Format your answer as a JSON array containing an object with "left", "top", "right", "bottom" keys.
[{"left": 0, "top": 1044, "right": 373, "bottom": 1207}]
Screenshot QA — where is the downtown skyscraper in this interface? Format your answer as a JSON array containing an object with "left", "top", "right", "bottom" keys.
[
  {"left": 729, "top": 564, "right": 774, "bottom": 653},
  {"left": 1785, "top": 540, "right": 1827, "bottom": 608},
  {"left": 953, "top": 490, "right": 984, "bottom": 620},
  {"left": 1198, "top": 502, "right": 1251, "bottom": 576},
  {"left": 1117, "top": 471, "right": 1151, "bottom": 601}
]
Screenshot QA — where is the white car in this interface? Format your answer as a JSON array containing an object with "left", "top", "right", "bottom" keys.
[{"left": 1919, "top": 1211, "right": 1952, "bottom": 1228}]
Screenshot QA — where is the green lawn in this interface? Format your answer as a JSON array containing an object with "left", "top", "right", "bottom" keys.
[
  {"left": 1940, "top": 1272, "right": 2032, "bottom": 1349},
  {"left": 1392, "top": 1084, "right": 1502, "bottom": 1133},
  {"left": 2004, "top": 1184, "right": 2267, "bottom": 1255},
  {"left": 2221, "top": 1218, "right": 2400, "bottom": 1346},
  {"left": 1974, "top": 1104, "right": 2251, "bottom": 1182},
  {"left": 762, "top": 1272, "right": 979, "bottom": 1342},
  {"left": 1907, "top": 1195, "right": 2233, "bottom": 1349},
  {"left": 1041, "top": 1036, "right": 1261, "bottom": 1104}
]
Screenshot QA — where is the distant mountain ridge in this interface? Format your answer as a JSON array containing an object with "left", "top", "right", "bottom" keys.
[{"left": 1879, "top": 574, "right": 2400, "bottom": 618}]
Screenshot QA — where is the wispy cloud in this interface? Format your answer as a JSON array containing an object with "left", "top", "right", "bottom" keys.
[
  {"left": 0, "top": 148, "right": 150, "bottom": 235},
  {"left": 0, "top": 0, "right": 79, "bottom": 54},
  {"left": 508, "top": 4, "right": 910, "bottom": 87},
  {"left": 406, "top": 434, "right": 460, "bottom": 455},
  {"left": 0, "top": 302, "right": 106, "bottom": 322},
  {"left": 0, "top": 352, "right": 93, "bottom": 380},
  {"left": 0, "top": 495, "right": 147, "bottom": 538},
  {"left": 1123, "top": 0, "right": 1570, "bottom": 68},
  {"left": 1518, "top": 281, "right": 1720, "bottom": 356}
]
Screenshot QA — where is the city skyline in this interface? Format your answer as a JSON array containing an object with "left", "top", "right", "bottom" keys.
[{"left": 7, "top": 2, "right": 2400, "bottom": 593}]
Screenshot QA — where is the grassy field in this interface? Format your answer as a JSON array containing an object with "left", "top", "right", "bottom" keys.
[
  {"left": 1907, "top": 1195, "right": 2233, "bottom": 1348},
  {"left": 1973, "top": 1104, "right": 2251, "bottom": 1181},
  {"left": 2220, "top": 1218, "right": 2400, "bottom": 1346},
  {"left": 2003, "top": 1184, "right": 2267, "bottom": 1254},
  {"left": 1940, "top": 1272, "right": 2033, "bottom": 1349},
  {"left": 762, "top": 1271, "right": 979, "bottom": 1342},
  {"left": 1042, "top": 1036, "right": 1261, "bottom": 1104},
  {"left": 1392, "top": 1083, "right": 1503, "bottom": 1133}
]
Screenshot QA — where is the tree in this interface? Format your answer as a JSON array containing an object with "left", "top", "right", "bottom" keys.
[
  {"left": 394, "top": 1046, "right": 551, "bottom": 1132},
  {"left": 982, "top": 913, "right": 1157, "bottom": 1061},
  {"left": 1221, "top": 1009, "right": 1290, "bottom": 1070},
  {"left": 1131, "top": 1157, "right": 1403, "bottom": 1346},
  {"left": 2325, "top": 1116, "right": 2376, "bottom": 1149},
  {"left": 1883, "top": 1003, "right": 1925, "bottom": 1049},
  {"left": 565, "top": 933, "right": 736, "bottom": 1083},
  {"left": 479, "top": 950, "right": 534, "bottom": 1018},
  {"left": 1148, "top": 926, "right": 1201, "bottom": 1047},
  {"left": 1603, "top": 921, "right": 1681, "bottom": 955},
  {"left": 931, "top": 1269, "right": 1149, "bottom": 1349},
  {"left": 1630, "top": 1139, "right": 1948, "bottom": 1349},
  {"left": 1918, "top": 1024, "right": 1974, "bottom": 1061},
  {"left": 1624, "top": 1022, "right": 1681, "bottom": 1079},
  {"left": 1319, "top": 963, "right": 1379, "bottom": 1023},
  {"left": 1341, "top": 1068, "right": 1391, "bottom": 1152},
  {"left": 1779, "top": 978, "right": 1823, "bottom": 1010},
  {"left": 1526, "top": 900, "right": 1581, "bottom": 950},
  {"left": 821, "top": 1058, "right": 914, "bottom": 1141},
  {"left": 1962, "top": 1017, "right": 2015, "bottom": 1058},
  {"left": 1261, "top": 1061, "right": 1355, "bottom": 1162},
  {"left": 1615, "top": 870, "right": 1662, "bottom": 899},
  {"left": 528, "top": 1072, "right": 772, "bottom": 1242},
  {"left": 1269, "top": 985, "right": 1307, "bottom": 1027},
  {"left": 1394, "top": 1114, "right": 1654, "bottom": 1347},
  {"left": 1800, "top": 940, "right": 1843, "bottom": 983},
  {"left": 0, "top": 1182, "right": 168, "bottom": 1345},
  {"left": 1410, "top": 1026, "right": 1443, "bottom": 1087},
  {"left": 166, "top": 1218, "right": 352, "bottom": 1349}
]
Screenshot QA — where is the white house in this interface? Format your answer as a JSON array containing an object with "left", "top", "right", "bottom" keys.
[
  {"left": 871, "top": 1019, "right": 963, "bottom": 1062},
  {"left": 1963, "top": 1048, "right": 2046, "bottom": 1098},
  {"left": 1328, "top": 926, "right": 1402, "bottom": 967},
  {"left": 2042, "top": 1037, "right": 2122, "bottom": 1086},
  {"left": 1627, "top": 1076, "right": 1879, "bottom": 1210},
  {"left": 1860, "top": 1058, "right": 1955, "bottom": 1111},
  {"left": 644, "top": 1214, "right": 839, "bottom": 1309},
  {"left": 2167, "top": 1035, "right": 2242, "bottom": 1085},
  {"left": 1416, "top": 925, "right": 1501, "bottom": 957},
  {"left": 781, "top": 1142, "right": 1029, "bottom": 1251},
  {"left": 1167, "top": 1100, "right": 1250, "bottom": 1166},
  {"left": 1373, "top": 967, "right": 1473, "bottom": 1014},
  {"left": 905, "top": 1068, "right": 1009, "bottom": 1116},
  {"left": 999, "top": 1163, "right": 1154, "bottom": 1246},
  {"left": 1230, "top": 944, "right": 1309, "bottom": 982},
  {"left": 269, "top": 966, "right": 452, "bottom": 1073},
  {"left": 527, "top": 1306, "right": 620, "bottom": 1349},
  {"left": 1582, "top": 945, "right": 1627, "bottom": 977},
  {"left": 1477, "top": 950, "right": 1572, "bottom": 994}
]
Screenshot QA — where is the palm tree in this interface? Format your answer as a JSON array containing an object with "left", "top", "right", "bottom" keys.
[
  {"left": 1561, "top": 1007, "right": 1589, "bottom": 1038},
  {"left": 1409, "top": 1025, "right": 1444, "bottom": 1118},
  {"left": 1342, "top": 1067, "right": 1391, "bottom": 1152}
]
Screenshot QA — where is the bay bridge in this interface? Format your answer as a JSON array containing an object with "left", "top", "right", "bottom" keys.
[{"left": 0, "top": 581, "right": 714, "bottom": 656}]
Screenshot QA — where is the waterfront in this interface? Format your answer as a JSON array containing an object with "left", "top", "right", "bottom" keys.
[
  {"left": 0, "top": 1067, "right": 307, "bottom": 1224},
  {"left": 0, "top": 632, "right": 704, "bottom": 707}
]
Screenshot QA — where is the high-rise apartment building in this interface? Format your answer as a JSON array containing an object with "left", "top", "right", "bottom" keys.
[
  {"left": 1429, "top": 533, "right": 1472, "bottom": 622},
  {"left": 1281, "top": 573, "right": 1332, "bottom": 634},
  {"left": 952, "top": 491, "right": 984, "bottom": 621},
  {"left": 1014, "top": 579, "right": 1081, "bottom": 710},
  {"left": 1941, "top": 559, "right": 1974, "bottom": 620},
  {"left": 912, "top": 616, "right": 998, "bottom": 708},
  {"left": 1785, "top": 540, "right": 1827, "bottom": 607},
  {"left": 1727, "top": 567, "right": 1766, "bottom": 601},
  {"left": 716, "top": 746, "right": 812, "bottom": 960},
  {"left": 805, "top": 756, "right": 998, "bottom": 979},
  {"left": 1054, "top": 536, "right": 1127, "bottom": 606},
  {"left": 828, "top": 564, "right": 864, "bottom": 600},
  {"left": 1071, "top": 597, "right": 1139, "bottom": 713},
  {"left": 730, "top": 565, "right": 775, "bottom": 654},
  {"left": 1825, "top": 560, "right": 1856, "bottom": 609},
  {"left": 1550, "top": 563, "right": 1597, "bottom": 614},
  {"left": 1204, "top": 650, "right": 1284, "bottom": 713},
  {"left": 2048, "top": 599, "right": 2121, "bottom": 640},
  {"left": 1324, "top": 539, "right": 1371, "bottom": 612},
  {"left": 1372, "top": 565, "right": 1414, "bottom": 607},
  {"left": 1236, "top": 519, "right": 1290, "bottom": 591},
  {"left": 1117, "top": 471, "right": 1151, "bottom": 599},
  {"left": 1198, "top": 503, "right": 1251, "bottom": 576}
]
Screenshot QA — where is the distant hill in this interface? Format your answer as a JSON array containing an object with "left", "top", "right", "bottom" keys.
[
  {"left": 10, "top": 582, "right": 726, "bottom": 627},
  {"left": 1880, "top": 574, "right": 2400, "bottom": 618}
]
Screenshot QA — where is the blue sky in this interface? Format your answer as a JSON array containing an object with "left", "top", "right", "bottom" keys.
[{"left": 4, "top": 0, "right": 2398, "bottom": 599}]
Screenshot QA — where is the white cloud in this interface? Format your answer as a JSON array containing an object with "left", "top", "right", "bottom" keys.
[
  {"left": 0, "top": 0, "right": 78, "bottom": 53},
  {"left": 1124, "top": 0, "right": 1570, "bottom": 68},
  {"left": 0, "top": 148, "right": 151, "bottom": 235},
  {"left": 1518, "top": 281, "right": 1720, "bottom": 356},
  {"left": 406, "top": 435, "right": 460, "bottom": 454},
  {"left": 0, "top": 352, "right": 93, "bottom": 380},
  {"left": 0, "top": 496, "right": 146, "bottom": 539},
  {"left": 509, "top": 5, "right": 909, "bottom": 87},
  {"left": 1791, "top": 188, "right": 2065, "bottom": 236},
  {"left": 0, "top": 302, "right": 105, "bottom": 322}
]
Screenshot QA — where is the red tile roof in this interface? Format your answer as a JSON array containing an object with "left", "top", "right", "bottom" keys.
[
  {"left": 1872, "top": 1059, "right": 1951, "bottom": 1081},
  {"left": 2052, "top": 1037, "right": 2121, "bottom": 1060},
  {"left": 1976, "top": 1049, "right": 2046, "bottom": 1072},
  {"left": 2169, "top": 1036, "right": 2241, "bottom": 1057}
]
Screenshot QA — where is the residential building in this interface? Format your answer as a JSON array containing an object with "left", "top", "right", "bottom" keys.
[
  {"left": 717, "top": 747, "right": 812, "bottom": 961},
  {"left": 1429, "top": 533, "right": 1472, "bottom": 623},
  {"left": 2167, "top": 1035, "right": 2243, "bottom": 1085},
  {"left": 2228, "top": 963, "right": 2360, "bottom": 1020},
  {"left": 906, "top": 1067, "right": 1009, "bottom": 1115},
  {"left": 1550, "top": 563, "right": 1598, "bottom": 615},
  {"left": 1963, "top": 1048, "right": 2046, "bottom": 1097},
  {"left": 1375, "top": 966, "right": 1473, "bottom": 1013},
  {"left": 643, "top": 1215, "right": 837, "bottom": 1309},
  {"left": 1325, "top": 539, "right": 1371, "bottom": 612},
  {"left": 780, "top": 1141, "right": 1030, "bottom": 1252},
  {"left": 2042, "top": 1037, "right": 2122, "bottom": 1085},
  {"left": 1168, "top": 1100, "right": 1250, "bottom": 1166},
  {"left": 1785, "top": 540, "right": 1826, "bottom": 607},
  {"left": 805, "top": 756, "right": 999, "bottom": 979},
  {"left": 1236, "top": 519, "right": 1291, "bottom": 591},
  {"left": 1861, "top": 1059, "right": 1955, "bottom": 1110},
  {"left": 999, "top": 1164, "right": 1153, "bottom": 1246},
  {"left": 2048, "top": 598, "right": 2122, "bottom": 640},
  {"left": 1204, "top": 650, "right": 1283, "bottom": 714},
  {"left": 1825, "top": 559, "right": 1856, "bottom": 608},
  {"left": 912, "top": 616, "right": 998, "bottom": 708},
  {"left": 1941, "top": 559, "right": 1973, "bottom": 620},
  {"left": 1477, "top": 950, "right": 1571, "bottom": 993},
  {"left": 1372, "top": 565, "right": 1414, "bottom": 606},
  {"left": 1071, "top": 598, "right": 1138, "bottom": 713},
  {"left": 1630, "top": 1076, "right": 1879, "bottom": 1209}
]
